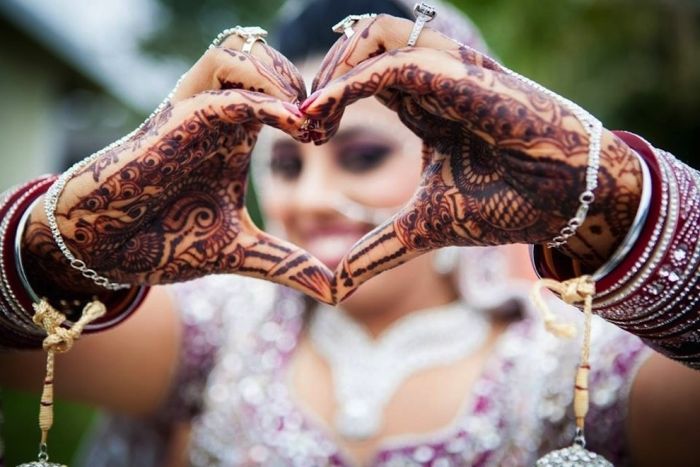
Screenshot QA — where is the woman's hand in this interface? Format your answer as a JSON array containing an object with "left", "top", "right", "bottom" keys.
[
  {"left": 303, "top": 15, "right": 644, "bottom": 301},
  {"left": 23, "top": 38, "right": 335, "bottom": 304}
]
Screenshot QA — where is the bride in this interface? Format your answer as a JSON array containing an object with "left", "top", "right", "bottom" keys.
[{"left": 1, "top": 0, "right": 698, "bottom": 465}]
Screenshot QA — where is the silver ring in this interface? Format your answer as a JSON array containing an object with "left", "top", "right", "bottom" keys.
[
  {"left": 238, "top": 26, "right": 268, "bottom": 53},
  {"left": 213, "top": 26, "right": 268, "bottom": 54},
  {"left": 407, "top": 2, "right": 437, "bottom": 47},
  {"left": 332, "top": 14, "right": 377, "bottom": 39}
]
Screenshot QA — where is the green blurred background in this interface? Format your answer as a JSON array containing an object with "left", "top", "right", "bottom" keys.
[{"left": 1, "top": 0, "right": 698, "bottom": 465}]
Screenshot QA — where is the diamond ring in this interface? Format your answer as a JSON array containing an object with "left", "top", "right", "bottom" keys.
[
  {"left": 332, "top": 14, "right": 377, "bottom": 39},
  {"left": 407, "top": 2, "right": 437, "bottom": 47},
  {"left": 212, "top": 26, "right": 268, "bottom": 54}
]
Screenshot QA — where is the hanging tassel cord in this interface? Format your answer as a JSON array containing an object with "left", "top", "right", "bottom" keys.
[
  {"left": 31, "top": 299, "right": 106, "bottom": 447},
  {"left": 531, "top": 276, "right": 595, "bottom": 432}
]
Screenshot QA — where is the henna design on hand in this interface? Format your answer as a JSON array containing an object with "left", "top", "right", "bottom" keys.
[
  {"left": 306, "top": 27, "right": 642, "bottom": 301},
  {"left": 23, "top": 47, "right": 335, "bottom": 304}
]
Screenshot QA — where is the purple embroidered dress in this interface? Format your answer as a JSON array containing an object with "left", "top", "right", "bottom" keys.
[{"left": 77, "top": 275, "right": 650, "bottom": 466}]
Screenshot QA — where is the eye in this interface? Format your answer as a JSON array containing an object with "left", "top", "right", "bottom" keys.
[
  {"left": 337, "top": 144, "right": 392, "bottom": 173},
  {"left": 270, "top": 151, "right": 302, "bottom": 181}
]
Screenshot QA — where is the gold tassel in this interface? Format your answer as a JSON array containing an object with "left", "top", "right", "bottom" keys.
[
  {"left": 17, "top": 299, "right": 105, "bottom": 467},
  {"left": 532, "top": 276, "right": 613, "bottom": 466}
]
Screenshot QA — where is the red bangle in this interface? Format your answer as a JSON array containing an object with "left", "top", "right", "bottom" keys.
[
  {"left": 0, "top": 177, "right": 56, "bottom": 347},
  {"left": 0, "top": 176, "right": 150, "bottom": 348},
  {"left": 532, "top": 133, "right": 700, "bottom": 368}
]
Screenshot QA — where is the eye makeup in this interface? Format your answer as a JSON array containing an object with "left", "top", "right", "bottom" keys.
[
  {"left": 270, "top": 141, "right": 302, "bottom": 180},
  {"left": 333, "top": 127, "right": 397, "bottom": 175},
  {"left": 337, "top": 143, "right": 392, "bottom": 173}
]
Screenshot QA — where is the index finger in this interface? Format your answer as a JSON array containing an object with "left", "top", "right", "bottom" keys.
[
  {"left": 311, "top": 14, "right": 490, "bottom": 93},
  {"left": 216, "top": 33, "right": 307, "bottom": 101}
]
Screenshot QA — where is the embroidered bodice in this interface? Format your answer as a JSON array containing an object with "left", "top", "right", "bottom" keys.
[{"left": 78, "top": 275, "right": 650, "bottom": 467}]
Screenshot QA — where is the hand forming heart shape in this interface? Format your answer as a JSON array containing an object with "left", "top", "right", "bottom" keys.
[
  {"left": 303, "top": 15, "right": 642, "bottom": 302},
  {"left": 23, "top": 15, "right": 642, "bottom": 306}
]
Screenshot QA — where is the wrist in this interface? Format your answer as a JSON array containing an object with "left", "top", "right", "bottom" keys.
[
  {"left": 532, "top": 132, "right": 700, "bottom": 368},
  {"left": 556, "top": 130, "right": 645, "bottom": 271},
  {"left": 0, "top": 177, "right": 149, "bottom": 348}
]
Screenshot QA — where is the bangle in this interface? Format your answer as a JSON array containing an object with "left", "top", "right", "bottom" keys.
[
  {"left": 591, "top": 149, "right": 652, "bottom": 280},
  {"left": 0, "top": 177, "right": 151, "bottom": 348},
  {"left": 0, "top": 177, "right": 56, "bottom": 337},
  {"left": 15, "top": 197, "right": 42, "bottom": 304}
]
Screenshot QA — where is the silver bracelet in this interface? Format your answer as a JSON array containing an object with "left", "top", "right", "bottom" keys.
[
  {"left": 44, "top": 25, "right": 264, "bottom": 291},
  {"left": 500, "top": 75, "right": 604, "bottom": 248},
  {"left": 591, "top": 150, "right": 651, "bottom": 280},
  {"left": 15, "top": 197, "right": 43, "bottom": 304}
]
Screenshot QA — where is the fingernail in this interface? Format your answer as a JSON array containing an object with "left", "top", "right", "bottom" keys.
[
  {"left": 282, "top": 102, "right": 303, "bottom": 118},
  {"left": 300, "top": 90, "right": 321, "bottom": 113}
]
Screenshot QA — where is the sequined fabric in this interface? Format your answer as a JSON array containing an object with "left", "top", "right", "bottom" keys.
[{"left": 78, "top": 274, "right": 649, "bottom": 467}]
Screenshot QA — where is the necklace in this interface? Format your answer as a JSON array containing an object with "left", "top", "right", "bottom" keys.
[{"left": 309, "top": 300, "right": 490, "bottom": 440}]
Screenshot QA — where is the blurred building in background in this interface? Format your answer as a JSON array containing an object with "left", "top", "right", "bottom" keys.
[{"left": 0, "top": 0, "right": 183, "bottom": 189}]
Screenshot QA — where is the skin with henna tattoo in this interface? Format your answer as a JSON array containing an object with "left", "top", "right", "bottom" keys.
[
  {"left": 22, "top": 45, "right": 334, "bottom": 305},
  {"left": 303, "top": 16, "right": 643, "bottom": 301},
  {"left": 19, "top": 18, "right": 642, "bottom": 307}
]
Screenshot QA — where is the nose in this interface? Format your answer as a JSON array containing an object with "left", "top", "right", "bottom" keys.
[{"left": 291, "top": 149, "right": 338, "bottom": 214}]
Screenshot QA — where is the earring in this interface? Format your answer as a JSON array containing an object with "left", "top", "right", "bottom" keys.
[
  {"left": 456, "top": 246, "right": 514, "bottom": 310},
  {"left": 432, "top": 246, "right": 461, "bottom": 275}
]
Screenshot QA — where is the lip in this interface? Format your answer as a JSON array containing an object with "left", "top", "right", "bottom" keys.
[{"left": 296, "top": 223, "right": 372, "bottom": 269}]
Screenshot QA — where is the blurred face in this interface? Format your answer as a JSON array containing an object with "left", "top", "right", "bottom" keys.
[
  {"left": 257, "top": 62, "right": 449, "bottom": 312},
  {"left": 262, "top": 95, "right": 421, "bottom": 267}
]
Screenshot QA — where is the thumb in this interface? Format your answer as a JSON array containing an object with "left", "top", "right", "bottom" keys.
[
  {"left": 332, "top": 204, "right": 428, "bottom": 303},
  {"left": 227, "top": 212, "right": 335, "bottom": 304}
]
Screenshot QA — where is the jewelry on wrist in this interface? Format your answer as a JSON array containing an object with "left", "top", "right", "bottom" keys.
[
  {"left": 0, "top": 177, "right": 151, "bottom": 349},
  {"left": 531, "top": 132, "right": 700, "bottom": 369},
  {"left": 594, "top": 146, "right": 678, "bottom": 307},
  {"left": 0, "top": 178, "right": 56, "bottom": 338},
  {"left": 478, "top": 62, "right": 604, "bottom": 248},
  {"left": 591, "top": 150, "right": 652, "bottom": 280},
  {"left": 15, "top": 197, "right": 43, "bottom": 304}
]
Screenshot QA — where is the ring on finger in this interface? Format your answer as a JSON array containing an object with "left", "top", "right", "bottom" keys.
[
  {"left": 211, "top": 26, "right": 268, "bottom": 54},
  {"left": 332, "top": 13, "right": 377, "bottom": 39},
  {"left": 407, "top": 2, "right": 437, "bottom": 47}
]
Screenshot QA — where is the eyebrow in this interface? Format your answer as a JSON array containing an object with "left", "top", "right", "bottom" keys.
[{"left": 332, "top": 126, "right": 388, "bottom": 144}]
